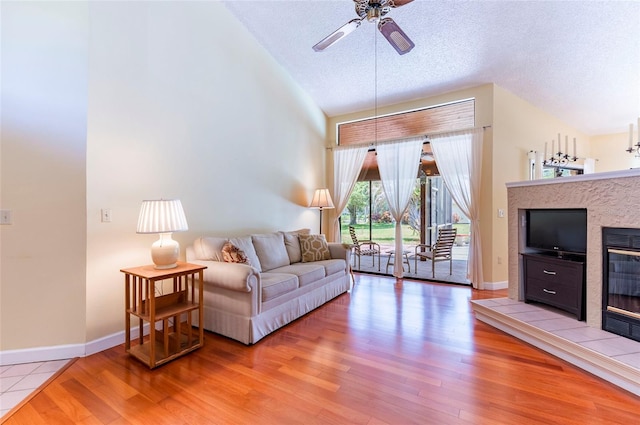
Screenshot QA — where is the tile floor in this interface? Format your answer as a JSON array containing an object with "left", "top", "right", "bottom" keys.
[
  {"left": 472, "top": 297, "right": 640, "bottom": 384},
  {"left": 0, "top": 359, "right": 71, "bottom": 418}
]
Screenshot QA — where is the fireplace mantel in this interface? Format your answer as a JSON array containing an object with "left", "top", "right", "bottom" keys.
[
  {"left": 507, "top": 168, "right": 640, "bottom": 328},
  {"left": 507, "top": 168, "right": 640, "bottom": 189}
]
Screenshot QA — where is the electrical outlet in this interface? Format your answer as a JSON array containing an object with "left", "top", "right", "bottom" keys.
[
  {"left": 101, "top": 208, "right": 112, "bottom": 223},
  {"left": 0, "top": 210, "right": 12, "bottom": 225}
]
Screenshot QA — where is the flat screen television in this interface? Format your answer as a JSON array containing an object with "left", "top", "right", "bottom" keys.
[{"left": 526, "top": 208, "right": 587, "bottom": 255}]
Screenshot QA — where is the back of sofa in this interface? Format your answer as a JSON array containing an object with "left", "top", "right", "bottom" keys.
[{"left": 187, "top": 229, "right": 317, "bottom": 272}]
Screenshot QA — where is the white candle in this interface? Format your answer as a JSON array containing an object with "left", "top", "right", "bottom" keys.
[
  {"left": 637, "top": 117, "right": 640, "bottom": 144},
  {"left": 544, "top": 142, "right": 548, "bottom": 161},
  {"left": 573, "top": 138, "right": 576, "bottom": 158},
  {"left": 630, "top": 123, "right": 634, "bottom": 148},
  {"left": 551, "top": 140, "right": 555, "bottom": 157},
  {"left": 565, "top": 135, "right": 568, "bottom": 154},
  {"left": 557, "top": 133, "right": 561, "bottom": 154}
]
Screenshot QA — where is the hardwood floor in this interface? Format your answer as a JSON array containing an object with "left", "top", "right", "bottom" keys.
[{"left": 4, "top": 274, "right": 640, "bottom": 424}]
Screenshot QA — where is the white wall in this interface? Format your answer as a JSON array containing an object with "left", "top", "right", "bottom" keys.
[
  {"left": 591, "top": 131, "right": 640, "bottom": 172},
  {"left": 85, "top": 1, "right": 327, "bottom": 342},
  {"left": 1, "top": 2, "right": 89, "bottom": 350},
  {"left": 491, "top": 85, "right": 589, "bottom": 283},
  {"left": 1, "top": 1, "right": 328, "bottom": 353}
]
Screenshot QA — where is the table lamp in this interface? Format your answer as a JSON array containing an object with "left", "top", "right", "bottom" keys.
[
  {"left": 137, "top": 199, "right": 188, "bottom": 269},
  {"left": 309, "top": 188, "right": 334, "bottom": 234}
]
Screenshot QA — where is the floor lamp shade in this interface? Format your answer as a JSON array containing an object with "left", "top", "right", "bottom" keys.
[
  {"left": 309, "top": 189, "right": 334, "bottom": 234},
  {"left": 137, "top": 199, "right": 189, "bottom": 269}
]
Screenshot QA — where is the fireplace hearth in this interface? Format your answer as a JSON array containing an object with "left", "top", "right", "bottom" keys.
[{"left": 602, "top": 227, "right": 640, "bottom": 342}]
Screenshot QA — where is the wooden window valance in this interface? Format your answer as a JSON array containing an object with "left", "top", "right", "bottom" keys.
[{"left": 337, "top": 99, "right": 475, "bottom": 181}]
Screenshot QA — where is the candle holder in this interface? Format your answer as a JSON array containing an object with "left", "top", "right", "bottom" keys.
[
  {"left": 625, "top": 120, "right": 640, "bottom": 157},
  {"left": 544, "top": 151, "right": 578, "bottom": 166},
  {"left": 625, "top": 142, "right": 640, "bottom": 157},
  {"left": 543, "top": 134, "right": 578, "bottom": 166}
]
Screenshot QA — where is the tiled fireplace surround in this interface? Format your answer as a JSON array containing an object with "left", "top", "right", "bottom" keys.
[{"left": 472, "top": 169, "right": 640, "bottom": 396}]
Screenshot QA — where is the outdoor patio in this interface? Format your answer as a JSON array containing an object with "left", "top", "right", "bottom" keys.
[{"left": 351, "top": 244, "right": 470, "bottom": 285}]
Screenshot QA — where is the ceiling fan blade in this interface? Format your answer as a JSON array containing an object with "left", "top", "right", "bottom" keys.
[
  {"left": 378, "top": 17, "right": 415, "bottom": 55},
  {"left": 313, "top": 18, "right": 362, "bottom": 52},
  {"left": 389, "top": 0, "right": 414, "bottom": 7}
]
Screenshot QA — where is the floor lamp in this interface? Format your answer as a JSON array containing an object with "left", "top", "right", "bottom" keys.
[{"left": 309, "top": 188, "right": 334, "bottom": 234}]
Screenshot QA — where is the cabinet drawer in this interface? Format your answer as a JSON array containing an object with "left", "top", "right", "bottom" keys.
[
  {"left": 526, "top": 277, "right": 579, "bottom": 310},
  {"left": 524, "top": 257, "right": 583, "bottom": 284}
]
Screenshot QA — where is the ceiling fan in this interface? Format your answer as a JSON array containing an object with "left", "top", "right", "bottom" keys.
[{"left": 312, "top": 0, "right": 415, "bottom": 55}]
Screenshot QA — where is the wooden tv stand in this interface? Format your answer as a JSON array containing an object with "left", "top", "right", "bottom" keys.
[{"left": 522, "top": 253, "right": 586, "bottom": 320}]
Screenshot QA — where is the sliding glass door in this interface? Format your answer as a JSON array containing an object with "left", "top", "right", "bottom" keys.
[{"left": 342, "top": 176, "right": 469, "bottom": 283}]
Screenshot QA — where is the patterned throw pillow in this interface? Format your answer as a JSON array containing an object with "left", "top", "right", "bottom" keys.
[
  {"left": 221, "top": 242, "right": 251, "bottom": 266},
  {"left": 299, "top": 234, "right": 331, "bottom": 262},
  {"left": 280, "top": 228, "right": 311, "bottom": 264}
]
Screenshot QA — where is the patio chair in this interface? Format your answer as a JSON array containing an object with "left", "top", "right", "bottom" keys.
[
  {"left": 349, "top": 226, "right": 381, "bottom": 271},
  {"left": 414, "top": 227, "right": 457, "bottom": 278}
]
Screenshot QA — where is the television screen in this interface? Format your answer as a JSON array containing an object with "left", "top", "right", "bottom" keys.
[{"left": 526, "top": 209, "right": 587, "bottom": 254}]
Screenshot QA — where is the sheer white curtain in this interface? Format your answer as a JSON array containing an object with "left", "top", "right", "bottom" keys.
[
  {"left": 332, "top": 145, "right": 369, "bottom": 243},
  {"left": 430, "top": 128, "right": 484, "bottom": 289},
  {"left": 377, "top": 137, "right": 424, "bottom": 278}
]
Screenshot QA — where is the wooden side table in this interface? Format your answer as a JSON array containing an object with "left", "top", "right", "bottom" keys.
[{"left": 120, "top": 261, "right": 207, "bottom": 368}]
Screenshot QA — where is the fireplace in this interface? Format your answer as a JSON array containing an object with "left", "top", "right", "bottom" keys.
[{"left": 602, "top": 227, "right": 640, "bottom": 342}]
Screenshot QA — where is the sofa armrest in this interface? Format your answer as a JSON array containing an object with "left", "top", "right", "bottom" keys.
[
  {"left": 188, "top": 260, "right": 259, "bottom": 293},
  {"left": 328, "top": 242, "right": 350, "bottom": 264}
]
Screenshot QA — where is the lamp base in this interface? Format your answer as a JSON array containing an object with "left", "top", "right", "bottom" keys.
[{"left": 151, "top": 233, "right": 180, "bottom": 269}]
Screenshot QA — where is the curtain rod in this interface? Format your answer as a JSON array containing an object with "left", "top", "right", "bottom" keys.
[
  {"left": 327, "top": 125, "right": 492, "bottom": 150},
  {"left": 424, "top": 125, "right": 491, "bottom": 140}
]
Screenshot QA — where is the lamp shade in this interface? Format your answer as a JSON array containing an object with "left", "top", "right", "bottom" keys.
[
  {"left": 309, "top": 189, "right": 335, "bottom": 209},
  {"left": 136, "top": 199, "right": 188, "bottom": 234},
  {"left": 137, "top": 199, "right": 188, "bottom": 269}
]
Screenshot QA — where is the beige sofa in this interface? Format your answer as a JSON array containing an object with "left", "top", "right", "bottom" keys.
[{"left": 186, "top": 230, "right": 350, "bottom": 344}]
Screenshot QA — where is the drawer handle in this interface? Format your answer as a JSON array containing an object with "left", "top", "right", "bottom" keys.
[
  {"left": 543, "top": 288, "right": 557, "bottom": 295},
  {"left": 543, "top": 270, "right": 556, "bottom": 275}
]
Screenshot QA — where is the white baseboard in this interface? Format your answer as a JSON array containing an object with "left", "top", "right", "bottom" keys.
[
  {"left": 482, "top": 280, "right": 508, "bottom": 290},
  {"left": 0, "top": 324, "right": 150, "bottom": 366},
  {"left": 0, "top": 343, "right": 85, "bottom": 365}
]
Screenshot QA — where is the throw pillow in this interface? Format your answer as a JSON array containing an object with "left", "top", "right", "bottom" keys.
[
  {"left": 299, "top": 234, "right": 331, "bottom": 262},
  {"left": 221, "top": 242, "right": 251, "bottom": 266},
  {"left": 251, "top": 232, "right": 290, "bottom": 271},
  {"left": 229, "top": 236, "right": 262, "bottom": 271},
  {"left": 280, "top": 228, "right": 311, "bottom": 264}
]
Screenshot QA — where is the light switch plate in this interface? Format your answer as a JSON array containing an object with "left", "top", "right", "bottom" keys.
[
  {"left": 101, "top": 208, "right": 112, "bottom": 223},
  {"left": 0, "top": 210, "right": 12, "bottom": 225}
]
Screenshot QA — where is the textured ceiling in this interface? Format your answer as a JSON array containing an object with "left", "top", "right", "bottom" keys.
[{"left": 222, "top": 0, "right": 640, "bottom": 136}]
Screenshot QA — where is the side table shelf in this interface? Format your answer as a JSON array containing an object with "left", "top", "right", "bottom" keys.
[{"left": 120, "top": 261, "right": 207, "bottom": 368}]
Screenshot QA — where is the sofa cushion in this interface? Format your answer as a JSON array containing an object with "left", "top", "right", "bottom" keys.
[
  {"left": 221, "top": 241, "right": 251, "bottom": 265},
  {"left": 271, "top": 264, "right": 326, "bottom": 287},
  {"left": 299, "top": 234, "right": 331, "bottom": 262},
  {"left": 193, "top": 236, "right": 227, "bottom": 261},
  {"left": 252, "top": 232, "right": 290, "bottom": 271},
  {"left": 280, "top": 228, "right": 310, "bottom": 264},
  {"left": 260, "top": 273, "right": 299, "bottom": 302},
  {"left": 229, "top": 236, "right": 262, "bottom": 272},
  {"left": 314, "top": 259, "right": 346, "bottom": 277}
]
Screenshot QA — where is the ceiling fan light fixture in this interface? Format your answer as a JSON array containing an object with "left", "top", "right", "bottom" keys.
[
  {"left": 366, "top": 7, "right": 382, "bottom": 22},
  {"left": 378, "top": 17, "right": 415, "bottom": 55}
]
